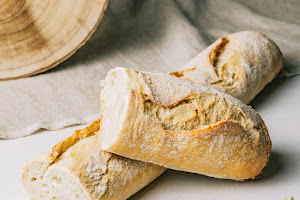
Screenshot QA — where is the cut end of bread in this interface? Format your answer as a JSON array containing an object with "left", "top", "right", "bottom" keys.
[
  {"left": 21, "top": 128, "right": 98, "bottom": 200},
  {"left": 22, "top": 162, "right": 90, "bottom": 200},
  {"left": 100, "top": 67, "right": 130, "bottom": 150},
  {"left": 21, "top": 154, "right": 90, "bottom": 200}
]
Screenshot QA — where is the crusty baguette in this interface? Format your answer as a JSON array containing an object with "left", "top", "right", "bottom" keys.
[
  {"left": 21, "top": 120, "right": 166, "bottom": 200},
  {"left": 170, "top": 31, "right": 284, "bottom": 104},
  {"left": 100, "top": 67, "right": 271, "bottom": 181}
]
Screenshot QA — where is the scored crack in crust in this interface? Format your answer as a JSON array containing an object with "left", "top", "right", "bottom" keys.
[
  {"left": 21, "top": 120, "right": 166, "bottom": 200},
  {"left": 100, "top": 67, "right": 271, "bottom": 181},
  {"left": 170, "top": 31, "right": 284, "bottom": 104}
]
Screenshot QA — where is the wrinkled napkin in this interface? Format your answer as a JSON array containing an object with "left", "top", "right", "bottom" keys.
[{"left": 1, "top": 0, "right": 299, "bottom": 139}]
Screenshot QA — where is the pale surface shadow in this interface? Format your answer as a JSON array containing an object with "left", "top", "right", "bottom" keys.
[
  {"left": 250, "top": 77, "right": 287, "bottom": 109},
  {"left": 257, "top": 151, "right": 286, "bottom": 181},
  {"left": 250, "top": 58, "right": 300, "bottom": 109}
]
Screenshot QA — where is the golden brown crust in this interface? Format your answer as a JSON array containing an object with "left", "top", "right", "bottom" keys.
[
  {"left": 50, "top": 119, "right": 101, "bottom": 160},
  {"left": 101, "top": 67, "right": 272, "bottom": 181},
  {"left": 169, "top": 31, "right": 284, "bottom": 104},
  {"left": 111, "top": 121, "right": 270, "bottom": 180}
]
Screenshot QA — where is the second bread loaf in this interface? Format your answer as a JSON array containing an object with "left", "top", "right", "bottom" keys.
[{"left": 170, "top": 31, "right": 284, "bottom": 104}]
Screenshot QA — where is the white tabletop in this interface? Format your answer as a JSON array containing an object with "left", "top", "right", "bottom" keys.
[{"left": 1, "top": 76, "right": 299, "bottom": 200}]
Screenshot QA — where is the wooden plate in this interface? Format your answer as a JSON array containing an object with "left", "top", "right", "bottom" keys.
[{"left": 0, "top": 0, "right": 108, "bottom": 80}]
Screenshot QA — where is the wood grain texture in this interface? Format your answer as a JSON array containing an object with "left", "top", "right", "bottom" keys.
[{"left": 0, "top": 0, "right": 108, "bottom": 80}]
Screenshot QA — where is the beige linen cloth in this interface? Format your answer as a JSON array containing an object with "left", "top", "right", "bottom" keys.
[{"left": 1, "top": 0, "right": 299, "bottom": 139}]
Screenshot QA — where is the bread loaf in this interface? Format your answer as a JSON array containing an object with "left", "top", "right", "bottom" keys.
[
  {"left": 21, "top": 120, "right": 166, "bottom": 200},
  {"left": 170, "top": 31, "right": 284, "bottom": 104},
  {"left": 100, "top": 67, "right": 271, "bottom": 181}
]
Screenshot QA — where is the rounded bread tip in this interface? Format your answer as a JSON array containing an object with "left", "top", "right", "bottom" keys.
[{"left": 169, "top": 31, "right": 284, "bottom": 104}]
